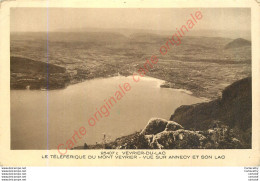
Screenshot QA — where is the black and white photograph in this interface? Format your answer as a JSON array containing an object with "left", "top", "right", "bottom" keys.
[{"left": 9, "top": 7, "right": 253, "bottom": 153}]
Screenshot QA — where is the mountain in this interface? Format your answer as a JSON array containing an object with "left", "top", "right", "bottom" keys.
[
  {"left": 11, "top": 56, "right": 70, "bottom": 90},
  {"left": 11, "top": 56, "right": 66, "bottom": 74},
  {"left": 170, "top": 77, "right": 251, "bottom": 130},
  {"left": 224, "top": 38, "right": 251, "bottom": 49},
  {"left": 169, "top": 77, "right": 251, "bottom": 148}
]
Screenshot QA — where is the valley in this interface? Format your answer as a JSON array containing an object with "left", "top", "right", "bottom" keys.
[{"left": 10, "top": 32, "right": 251, "bottom": 99}]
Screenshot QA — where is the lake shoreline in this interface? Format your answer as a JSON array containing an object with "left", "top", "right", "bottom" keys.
[{"left": 11, "top": 70, "right": 211, "bottom": 101}]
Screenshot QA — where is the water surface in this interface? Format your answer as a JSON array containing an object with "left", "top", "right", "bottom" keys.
[{"left": 11, "top": 76, "right": 204, "bottom": 149}]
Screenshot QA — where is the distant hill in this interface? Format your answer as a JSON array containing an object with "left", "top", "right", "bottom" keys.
[
  {"left": 11, "top": 56, "right": 69, "bottom": 90},
  {"left": 224, "top": 38, "right": 251, "bottom": 49},
  {"left": 11, "top": 32, "right": 127, "bottom": 43},
  {"left": 47, "top": 32, "right": 127, "bottom": 43},
  {"left": 129, "top": 33, "right": 166, "bottom": 43},
  {"left": 11, "top": 56, "right": 66, "bottom": 74}
]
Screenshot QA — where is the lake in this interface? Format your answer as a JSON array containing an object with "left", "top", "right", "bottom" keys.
[{"left": 11, "top": 76, "right": 205, "bottom": 150}]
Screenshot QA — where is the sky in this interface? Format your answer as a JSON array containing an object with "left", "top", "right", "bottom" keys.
[{"left": 10, "top": 8, "right": 251, "bottom": 32}]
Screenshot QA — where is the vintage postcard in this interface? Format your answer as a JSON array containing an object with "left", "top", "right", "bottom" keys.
[{"left": 0, "top": 0, "right": 259, "bottom": 166}]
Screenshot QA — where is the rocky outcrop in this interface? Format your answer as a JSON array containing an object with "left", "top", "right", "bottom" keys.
[
  {"left": 113, "top": 118, "right": 243, "bottom": 149},
  {"left": 165, "top": 121, "right": 184, "bottom": 131},
  {"left": 147, "top": 129, "right": 206, "bottom": 149},
  {"left": 141, "top": 118, "right": 169, "bottom": 135},
  {"left": 140, "top": 118, "right": 199, "bottom": 149}
]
